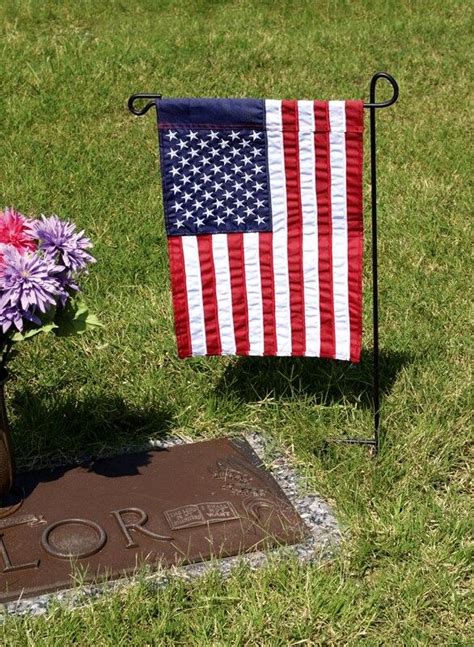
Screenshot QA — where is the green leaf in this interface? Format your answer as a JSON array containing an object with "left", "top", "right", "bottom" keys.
[
  {"left": 11, "top": 322, "right": 58, "bottom": 342},
  {"left": 53, "top": 300, "right": 103, "bottom": 337}
]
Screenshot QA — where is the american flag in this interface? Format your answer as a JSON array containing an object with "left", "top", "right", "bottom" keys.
[{"left": 156, "top": 98, "right": 364, "bottom": 362}]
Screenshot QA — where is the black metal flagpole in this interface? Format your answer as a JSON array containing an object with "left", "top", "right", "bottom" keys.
[
  {"left": 128, "top": 72, "right": 399, "bottom": 456},
  {"left": 332, "top": 72, "right": 399, "bottom": 454},
  {"left": 369, "top": 72, "right": 399, "bottom": 454}
]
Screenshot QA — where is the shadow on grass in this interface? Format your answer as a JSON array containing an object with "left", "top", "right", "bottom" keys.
[
  {"left": 215, "top": 349, "right": 410, "bottom": 409},
  {"left": 10, "top": 388, "right": 173, "bottom": 462}
]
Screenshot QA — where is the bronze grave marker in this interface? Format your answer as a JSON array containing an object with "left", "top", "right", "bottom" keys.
[{"left": 0, "top": 438, "right": 309, "bottom": 603}]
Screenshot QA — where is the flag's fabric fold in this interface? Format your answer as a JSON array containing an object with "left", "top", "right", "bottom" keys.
[{"left": 155, "top": 98, "right": 364, "bottom": 362}]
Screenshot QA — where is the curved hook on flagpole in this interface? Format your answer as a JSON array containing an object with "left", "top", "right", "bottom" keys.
[
  {"left": 364, "top": 72, "right": 399, "bottom": 109},
  {"left": 127, "top": 93, "right": 161, "bottom": 116},
  {"left": 127, "top": 73, "right": 399, "bottom": 115}
]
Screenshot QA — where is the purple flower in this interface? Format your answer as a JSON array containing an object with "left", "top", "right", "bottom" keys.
[
  {"left": 33, "top": 215, "right": 95, "bottom": 272},
  {"left": 0, "top": 304, "right": 41, "bottom": 333},
  {"left": 0, "top": 305, "right": 25, "bottom": 333},
  {"left": 0, "top": 247, "right": 64, "bottom": 316},
  {"left": 55, "top": 269, "right": 79, "bottom": 302}
]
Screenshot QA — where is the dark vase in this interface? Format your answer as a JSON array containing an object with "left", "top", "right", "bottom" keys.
[{"left": 0, "top": 370, "right": 14, "bottom": 499}]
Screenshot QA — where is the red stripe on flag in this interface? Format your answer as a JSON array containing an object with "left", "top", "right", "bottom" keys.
[
  {"left": 282, "top": 100, "right": 305, "bottom": 356},
  {"left": 227, "top": 233, "right": 249, "bottom": 355},
  {"left": 167, "top": 236, "right": 192, "bottom": 358},
  {"left": 197, "top": 234, "right": 222, "bottom": 355},
  {"left": 345, "top": 101, "right": 364, "bottom": 362},
  {"left": 259, "top": 231, "right": 276, "bottom": 355},
  {"left": 314, "top": 101, "right": 336, "bottom": 359}
]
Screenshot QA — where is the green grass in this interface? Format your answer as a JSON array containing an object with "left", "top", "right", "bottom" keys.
[{"left": 1, "top": 0, "right": 472, "bottom": 643}]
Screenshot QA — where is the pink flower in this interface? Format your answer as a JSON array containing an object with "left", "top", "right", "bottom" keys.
[{"left": 0, "top": 208, "right": 37, "bottom": 268}]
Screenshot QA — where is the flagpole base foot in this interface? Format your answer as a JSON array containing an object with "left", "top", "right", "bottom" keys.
[{"left": 326, "top": 438, "right": 378, "bottom": 455}]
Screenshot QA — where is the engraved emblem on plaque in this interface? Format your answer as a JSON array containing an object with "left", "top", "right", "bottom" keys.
[
  {"left": 211, "top": 457, "right": 269, "bottom": 498},
  {"left": 164, "top": 501, "right": 239, "bottom": 530}
]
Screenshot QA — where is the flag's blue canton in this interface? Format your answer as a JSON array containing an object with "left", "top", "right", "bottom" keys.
[{"left": 160, "top": 127, "right": 272, "bottom": 236}]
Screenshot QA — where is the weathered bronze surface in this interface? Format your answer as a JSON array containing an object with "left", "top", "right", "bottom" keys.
[{"left": 0, "top": 438, "right": 309, "bottom": 603}]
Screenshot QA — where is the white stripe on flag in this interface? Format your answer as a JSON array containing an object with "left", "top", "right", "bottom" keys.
[
  {"left": 243, "top": 232, "right": 264, "bottom": 355},
  {"left": 265, "top": 99, "right": 291, "bottom": 356},
  {"left": 182, "top": 236, "right": 207, "bottom": 356},
  {"left": 211, "top": 234, "right": 236, "bottom": 355},
  {"left": 297, "top": 100, "right": 320, "bottom": 357},
  {"left": 328, "top": 101, "right": 350, "bottom": 360}
]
